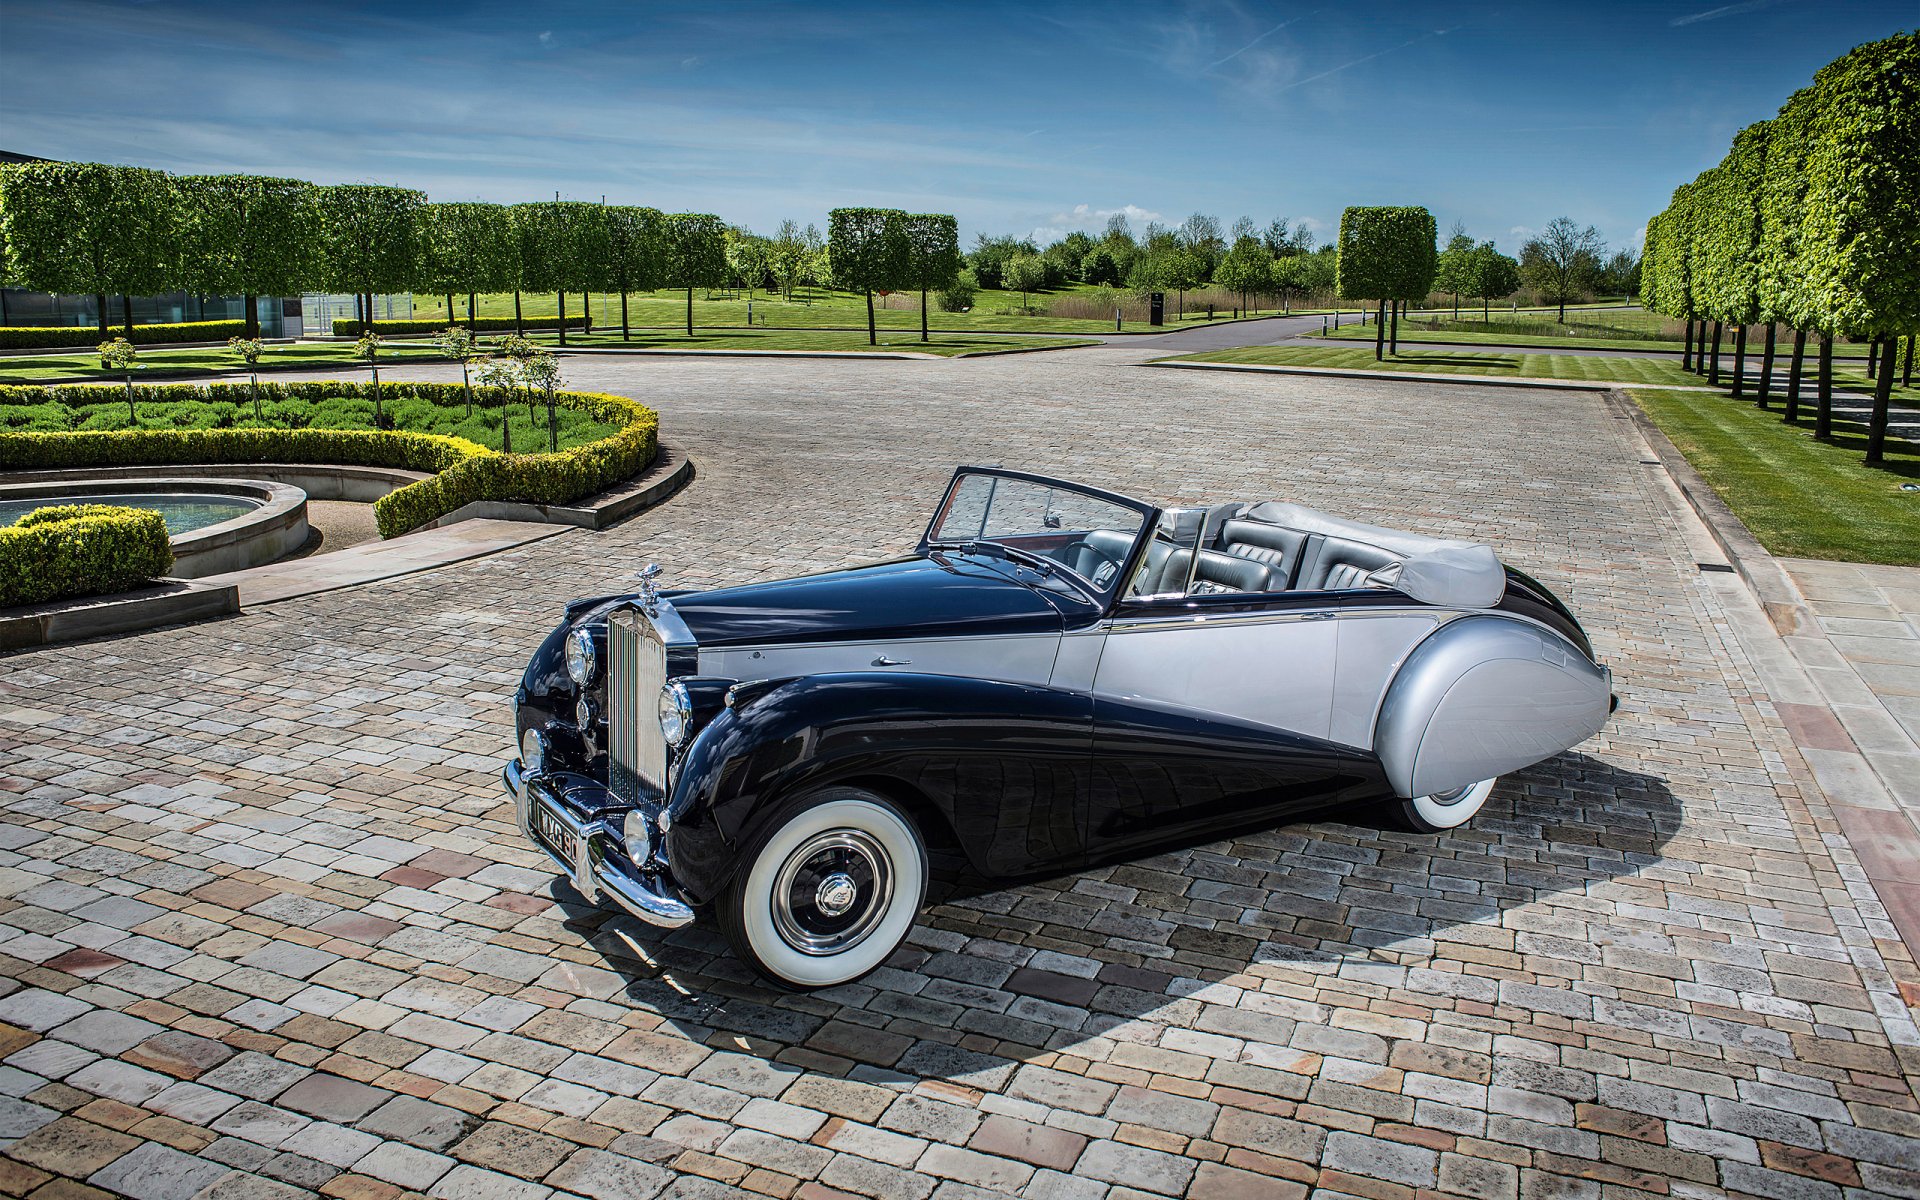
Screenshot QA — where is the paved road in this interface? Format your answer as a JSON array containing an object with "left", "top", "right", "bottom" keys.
[{"left": 0, "top": 346, "right": 1915, "bottom": 1199}]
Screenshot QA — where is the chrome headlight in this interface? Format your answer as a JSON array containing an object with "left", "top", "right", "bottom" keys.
[
  {"left": 623, "top": 811, "right": 653, "bottom": 867},
  {"left": 520, "top": 727, "right": 548, "bottom": 776},
  {"left": 658, "top": 681, "right": 692, "bottom": 749},
  {"left": 565, "top": 628, "right": 598, "bottom": 687}
]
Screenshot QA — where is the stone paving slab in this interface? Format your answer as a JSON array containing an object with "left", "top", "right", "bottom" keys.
[{"left": 1, "top": 347, "right": 1917, "bottom": 1199}]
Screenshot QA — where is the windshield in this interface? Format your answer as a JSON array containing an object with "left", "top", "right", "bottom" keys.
[{"left": 926, "top": 470, "right": 1150, "bottom": 592}]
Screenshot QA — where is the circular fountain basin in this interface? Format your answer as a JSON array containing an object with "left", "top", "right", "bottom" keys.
[{"left": 0, "top": 478, "right": 308, "bottom": 578}]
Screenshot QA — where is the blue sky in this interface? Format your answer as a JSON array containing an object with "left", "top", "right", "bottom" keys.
[{"left": 1, "top": 1, "right": 1911, "bottom": 257}]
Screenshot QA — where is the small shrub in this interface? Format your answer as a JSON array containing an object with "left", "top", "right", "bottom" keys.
[
  {"left": 936, "top": 271, "right": 979, "bottom": 313},
  {"left": 0, "top": 504, "right": 174, "bottom": 608}
]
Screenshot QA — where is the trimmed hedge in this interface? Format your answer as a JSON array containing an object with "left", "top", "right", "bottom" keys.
[
  {"left": 0, "top": 321, "right": 248, "bottom": 350},
  {"left": 0, "top": 380, "right": 659, "bottom": 539},
  {"left": 331, "top": 315, "right": 588, "bottom": 337},
  {"left": 1, "top": 504, "right": 175, "bottom": 608}
]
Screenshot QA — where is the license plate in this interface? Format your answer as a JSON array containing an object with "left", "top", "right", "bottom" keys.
[{"left": 531, "top": 801, "right": 577, "bottom": 866}]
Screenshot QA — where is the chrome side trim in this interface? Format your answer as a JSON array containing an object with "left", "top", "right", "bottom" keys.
[{"left": 501, "top": 760, "right": 694, "bottom": 929}]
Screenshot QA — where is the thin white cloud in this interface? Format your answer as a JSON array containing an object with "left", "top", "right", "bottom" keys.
[
  {"left": 1205, "top": 9, "right": 1321, "bottom": 69},
  {"left": 1670, "top": 0, "right": 1789, "bottom": 27},
  {"left": 1278, "top": 26, "right": 1454, "bottom": 92}
]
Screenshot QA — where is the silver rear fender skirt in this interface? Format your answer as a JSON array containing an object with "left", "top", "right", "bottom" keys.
[{"left": 1375, "top": 615, "right": 1611, "bottom": 799}]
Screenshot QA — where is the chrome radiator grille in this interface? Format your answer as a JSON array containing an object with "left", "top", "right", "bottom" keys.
[{"left": 608, "top": 607, "right": 667, "bottom": 800}]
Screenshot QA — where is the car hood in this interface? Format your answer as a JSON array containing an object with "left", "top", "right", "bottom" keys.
[{"left": 666, "top": 554, "right": 1087, "bottom": 649}]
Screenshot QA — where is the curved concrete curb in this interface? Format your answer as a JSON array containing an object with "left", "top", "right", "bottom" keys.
[
  {"left": 0, "top": 578, "right": 237, "bottom": 653},
  {"left": 1609, "top": 389, "right": 1813, "bottom": 637},
  {"left": 0, "top": 462, "right": 429, "bottom": 501}
]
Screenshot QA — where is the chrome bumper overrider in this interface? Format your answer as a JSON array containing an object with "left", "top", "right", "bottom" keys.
[{"left": 502, "top": 758, "right": 694, "bottom": 929}]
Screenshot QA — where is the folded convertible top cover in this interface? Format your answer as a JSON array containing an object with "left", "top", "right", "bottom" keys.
[{"left": 1236, "top": 501, "right": 1507, "bottom": 608}]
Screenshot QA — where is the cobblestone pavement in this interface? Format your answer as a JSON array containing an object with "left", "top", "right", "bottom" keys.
[{"left": 2, "top": 346, "right": 1918, "bottom": 1200}]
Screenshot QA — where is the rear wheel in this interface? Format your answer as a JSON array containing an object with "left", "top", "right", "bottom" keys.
[
  {"left": 718, "top": 788, "right": 926, "bottom": 990},
  {"left": 1397, "top": 777, "right": 1497, "bottom": 832}
]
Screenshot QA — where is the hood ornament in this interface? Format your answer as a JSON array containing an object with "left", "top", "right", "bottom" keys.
[{"left": 635, "top": 562, "right": 663, "bottom": 614}]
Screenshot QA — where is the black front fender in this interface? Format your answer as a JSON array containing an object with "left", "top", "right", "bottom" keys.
[{"left": 663, "top": 672, "right": 1094, "bottom": 904}]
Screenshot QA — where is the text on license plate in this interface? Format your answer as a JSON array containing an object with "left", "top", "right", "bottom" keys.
[{"left": 532, "top": 802, "right": 576, "bottom": 864}]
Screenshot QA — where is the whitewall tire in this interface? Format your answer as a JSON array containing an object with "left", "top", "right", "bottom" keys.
[
  {"left": 719, "top": 788, "right": 926, "bottom": 990},
  {"left": 1399, "top": 777, "right": 1497, "bottom": 832}
]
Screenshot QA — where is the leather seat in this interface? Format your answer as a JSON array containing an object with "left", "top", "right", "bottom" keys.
[
  {"left": 1190, "top": 550, "right": 1274, "bottom": 594},
  {"left": 1218, "top": 519, "right": 1308, "bottom": 587},
  {"left": 1298, "top": 536, "right": 1397, "bottom": 591}
]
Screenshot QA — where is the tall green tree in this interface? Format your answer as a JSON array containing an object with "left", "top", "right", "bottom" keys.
[
  {"left": 177, "top": 175, "right": 316, "bottom": 338},
  {"left": 0, "top": 162, "right": 177, "bottom": 340},
  {"left": 603, "top": 206, "right": 664, "bottom": 341},
  {"left": 513, "top": 201, "right": 608, "bottom": 344},
  {"left": 1758, "top": 88, "right": 1819, "bottom": 417},
  {"left": 1433, "top": 225, "right": 1477, "bottom": 317},
  {"left": 1798, "top": 32, "right": 1920, "bottom": 464},
  {"left": 1336, "top": 206, "right": 1438, "bottom": 359},
  {"left": 1467, "top": 242, "right": 1520, "bottom": 322},
  {"left": 1519, "top": 217, "right": 1603, "bottom": 323},
  {"left": 315, "top": 184, "right": 423, "bottom": 333},
  {"left": 415, "top": 202, "right": 515, "bottom": 331},
  {"left": 1695, "top": 126, "right": 1769, "bottom": 397},
  {"left": 901, "top": 213, "right": 962, "bottom": 342},
  {"left": 1214, "top": 235, "right": 1274, "bottom": 315},
  {"left": 828, "top": 207, "right": 909, "bottom": 345},
  {"left": 662, "top": 213, "right": 728, "bottom": 336}
]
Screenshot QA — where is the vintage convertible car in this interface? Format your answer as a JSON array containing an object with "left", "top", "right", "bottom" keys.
[{"left": 504, "top": 467, "right": 1613, "bottom": 989}]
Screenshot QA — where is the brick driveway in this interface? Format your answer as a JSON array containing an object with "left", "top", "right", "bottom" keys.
[{"left": 1, "top": 346, "right": 1916, "bottom": 1199}]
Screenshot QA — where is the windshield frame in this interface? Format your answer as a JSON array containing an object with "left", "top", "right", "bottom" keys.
[{"left": 917, "top": 466, "right": 1160, "bottom": 603}]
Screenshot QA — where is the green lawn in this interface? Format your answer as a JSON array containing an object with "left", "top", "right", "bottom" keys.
[
  {"left": 1631, "top": 388, "right": 1919, "bottom": 564},
  {"left": 0, "top": 331, "right": 1095, "bottom": 383},
  {"left": 0, "top": 341, "right": 446, "bottom": 384},
  {"left": 544, "top": 330, "right": 1098, "bottom": 356},
  {"left": 402, "top": 283, "right": 1313, "bottom": 335},
  {"left": 1161, "top": 345, "right": 1701, "bottom": 386},
  {"left": 0, "top": 391, "right": 622, "bottom": 455},
  {"left": 1319, "top": 308, "right": 1878, "bottom": 358}
]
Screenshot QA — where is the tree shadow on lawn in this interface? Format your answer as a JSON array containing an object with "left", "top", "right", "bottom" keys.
[
  {"left": 1384, "top": 352, "right": 1521, "bottom": 370},
  {"left": 538, "top": 749, "right": 1680, "bottom": 1089}
]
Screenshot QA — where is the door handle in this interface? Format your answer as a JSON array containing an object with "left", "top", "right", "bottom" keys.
[
  {"left": 871, "top": 656, "right": 912, "bottom": 667},
  {"left": 1301, "top": 611, "right": 1336, "bottom": 621}
]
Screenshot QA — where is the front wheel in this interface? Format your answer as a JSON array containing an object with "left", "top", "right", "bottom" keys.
[
  {"left": 718, "top": 788, "right": 927, "bottom": 990},
  {"left": 1397, "top": 777, "right": 1498, "bottom": 832}
]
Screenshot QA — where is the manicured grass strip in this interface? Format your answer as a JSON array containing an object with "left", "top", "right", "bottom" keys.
[
  {"left": 1629, "top": 388, "right": 1920, "bottom": 565},
  {"left": 0, "top": 331, "right": 1096, "bottom": 383},
  {"left": 555, "top": 331, "right": 1099, "bottom": 356},
  {"left": 0, "top": 342, "right": 445, "bottom": 384},
  {"left": 402, "top": 284, "right": 1302, "bottom": 335},
  {"left": 1161, "top": 345, "right": 1701, "bottom": 386}
]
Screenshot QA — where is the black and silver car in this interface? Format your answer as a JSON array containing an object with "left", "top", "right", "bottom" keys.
[{"left": 504, "top": 466, "right": 1614, "bottom": 989}]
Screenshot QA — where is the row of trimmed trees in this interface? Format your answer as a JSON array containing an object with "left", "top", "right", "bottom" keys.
[
  {"left": 0, "top": 162, "right": 733, "bottom": 342},
  {"left": 1641, "top": 32, "right": 1918, "bottom": 465},
  {"left": 823, "top": 209, "right": 963, "bottom": 344}
]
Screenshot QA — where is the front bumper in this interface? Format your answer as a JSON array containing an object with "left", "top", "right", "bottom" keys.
[{"left": 502, "top": 758, "right": 694, "bottom": 929}]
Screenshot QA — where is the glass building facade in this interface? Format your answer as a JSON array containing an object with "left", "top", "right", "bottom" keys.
[{"left": 0, "top": 289, "right": 298, "bottom": 336}]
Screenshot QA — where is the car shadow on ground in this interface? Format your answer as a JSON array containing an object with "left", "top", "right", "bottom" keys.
[{"left": 535, "top": 749, "right": 1680, "bottom": 1085}]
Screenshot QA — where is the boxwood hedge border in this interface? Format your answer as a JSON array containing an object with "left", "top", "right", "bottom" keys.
[
  {"left": 0, "top": 320, "right": 249, "bottom": 350},
  {"left": 0, "top": 380, "right": 659, "bottom": 539}
]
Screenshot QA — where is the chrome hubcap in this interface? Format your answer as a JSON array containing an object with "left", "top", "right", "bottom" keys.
[
  {"left": 771, "top": 830, "right": 893, "bottom": 956},
  {"left": 1426, "top": 784, "right": 1474, "bottom": 806},
  {"left": 815, "top": 873, "right": 858, "bottom": 917}
]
